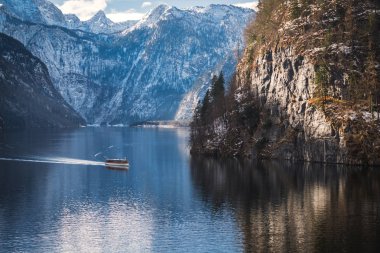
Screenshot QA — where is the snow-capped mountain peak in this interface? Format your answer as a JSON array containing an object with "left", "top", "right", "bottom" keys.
[
  {"left": 0, "top": 0, "right": 135, "bottom": 34},
  {"left": 87, "top": 10, "right": 112, "bottom": 25},
  {"left": 126, "top": 3, "right": 253, "bottom": 34},
  {"left": 130, "top": 4, "right": 171, "bottom": 30},
  {"left": 82, "top": 10, "right": 116, "bottom": 32},
  {"left": 148, "top": 4, "right": 172, "bottom": 17},
  {"left": 78, "top": 10, "right": 138, "bottom": 34}
]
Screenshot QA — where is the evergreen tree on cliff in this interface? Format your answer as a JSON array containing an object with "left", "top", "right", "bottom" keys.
[{"left": 190, "top": 0, "right": 380, "bottom": 165}]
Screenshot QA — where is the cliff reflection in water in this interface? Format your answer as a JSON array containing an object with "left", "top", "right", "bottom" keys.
[{"left": 190, "top": 158, "right": 380, "bottom": 253}]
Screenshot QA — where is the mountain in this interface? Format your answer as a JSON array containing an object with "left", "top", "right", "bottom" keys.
[
  {"left": 190, "top": 0, "right": 380, "bottom": 165},
  {"left": 0, "top": 2, "right": 254, "bottom": 124},
  {"left": 0, "top": 0, "right": 66, "bottom": 26},
  {"left": 0, "top": 0, "right": 46, "bottom": 24},
  {"left": 33, "top": 0, "right": 67, "bottom": 26},
  {"left": 64, "top": 14, "right": 81, "bottom": 29},
  {"left": 81, "top": 10, "right": 137, "bottom": 34},
  {"left": 0, "top": 0, "right": 135, "bottom": 34},
  {"left": 0, "top": 33, "right": 85, "bottom": 129}
]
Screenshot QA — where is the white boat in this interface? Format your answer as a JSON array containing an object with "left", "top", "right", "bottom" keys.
[{"left": 105, "top": 159, "right": 129, "bottom": 169}]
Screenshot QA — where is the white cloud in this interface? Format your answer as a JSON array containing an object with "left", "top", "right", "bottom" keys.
[
  {"left": 107, "top": 9, "right": 145, "bottom": 22},
  {"left": 233, "top": 2, "right": 258, "bottom": 11},
  {"left": 58, "top": 0, "right": 108, "bottom": 20},
  {"left": 141, "top": 2, "right": 153, "bottom": 8}
]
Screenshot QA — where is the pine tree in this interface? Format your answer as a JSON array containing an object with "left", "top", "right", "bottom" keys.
[
  {"left": 315, "top": 63, "right": 330, "bottom": 111},
  {"left": 200, "top": 90, "right": 211, "bottom": 124},
  {"left": 210, "top": 72, "right": 225, "bottom": 102},
  {"left": 192, "top": 100, "right": 202, "bottom": 125},
  {"left": 190, "top": 100, "right": 203, "bottom": 150},
  {"left": 290, "top": 0, "right": 301, "bottom": 19},
  {"left": 365, "top": 52, "right": 378, "bottom": 119},
  {"left": 209, "top": 72, "right": 226, "bottom": 120}
]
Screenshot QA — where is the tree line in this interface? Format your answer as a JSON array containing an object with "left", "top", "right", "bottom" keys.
[{"left": 190, "top": 73, "right": 260, "bottom": 156}]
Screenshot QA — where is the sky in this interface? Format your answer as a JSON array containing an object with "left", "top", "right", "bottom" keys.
[{"left": 49, "top": 0, "right": 258, "bottom": 22}]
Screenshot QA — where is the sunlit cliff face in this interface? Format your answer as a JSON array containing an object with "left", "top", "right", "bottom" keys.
[{"left": 190, "top": 158, "right": 380, "bottom": 252}]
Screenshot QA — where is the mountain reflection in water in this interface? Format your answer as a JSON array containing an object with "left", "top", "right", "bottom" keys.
[{"left": 190, "top": 157, "right": 380, "bottom": 253}]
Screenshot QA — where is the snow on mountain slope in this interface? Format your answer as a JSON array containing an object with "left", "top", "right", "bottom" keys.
[
  {"left": 0, "top": 0, "right": 46, "bottom": 23},
  {"left": 175, "top": 53, "right": 238, "bottom": 121},
  {"left": 127, "top": 4, "right": 171, "bottom": 31},
  {"left": 34, "top": 0, "right": 66, "bottom": 26},
  {"left": 64, "top": 14, "right": 81, "bottom": 29},
  {"left": 0, "top": 0, "right": 135, "bottom": 34},
  {"left": 82, "top": 10, "right": 137, "bottom": 34},
  {"left": 0, "top": 2, "right": 254, "bottom": 124},
  {"left": 0, "top": 0, "right": 66, "bottom": 26}
]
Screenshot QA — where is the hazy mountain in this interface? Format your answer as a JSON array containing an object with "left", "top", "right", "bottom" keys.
[{"left": 0, "top": 33, "right": 85, "bottom": 129}]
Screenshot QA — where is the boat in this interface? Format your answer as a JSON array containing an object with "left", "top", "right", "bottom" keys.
[{"left": 105, "top": 159, "right": 129, "bottom": 169}]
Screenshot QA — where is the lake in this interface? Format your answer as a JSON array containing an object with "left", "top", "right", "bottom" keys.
[{"left": 0, "top": 127, "right": 379, "bottom": 252}]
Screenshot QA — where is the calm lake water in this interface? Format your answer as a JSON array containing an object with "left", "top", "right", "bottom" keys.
[{"left": 0, "top": 127, "right": 379, "bottom": 252}]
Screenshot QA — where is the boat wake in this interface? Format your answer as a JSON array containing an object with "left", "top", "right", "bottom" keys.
[{"left": 0, "top": 157, "right": 105, "bottom": 167}]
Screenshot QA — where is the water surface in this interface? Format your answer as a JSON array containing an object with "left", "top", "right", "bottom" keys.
[{"left": 0, "top": 127, "right": 379, "bottom": 252}]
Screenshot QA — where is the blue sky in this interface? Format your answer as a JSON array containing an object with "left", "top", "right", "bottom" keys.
[{"left": 49, "top": 0, "right": 257, "bottom": 22}]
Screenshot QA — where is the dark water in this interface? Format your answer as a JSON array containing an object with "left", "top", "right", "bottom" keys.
[{"left": 0, "top": 128, "right": 379, "bottom": 252}]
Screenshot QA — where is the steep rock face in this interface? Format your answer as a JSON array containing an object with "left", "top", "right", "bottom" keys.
[
  {"left": 237, "top": 1, "right": 380, "bottom": 165},
  {"left": 0, "top": 0, "right": 46, "bottom": 24},
  {"left": 64, "top": 14, "right": 81, "bottom": 29},
  {"left": 240, "top": 47, "right": 380, "bottom": 165},
  {"left": 238, "top": 48, "right": 341, "bottom": 161},
  {"left": 34, "top": 0, "right": 67, "bottom": 26},
  {"left": 191, "top": 0, "right": 380, "bottom": 165},
  {"left": 0, "top": 3, "right": 254, "bottom": 124},
  {"left": 0, "top": 33, "right": 85, "bottom": 129},
  {"left": 0, "top": 0, "right": 66, "bottom": 26}
]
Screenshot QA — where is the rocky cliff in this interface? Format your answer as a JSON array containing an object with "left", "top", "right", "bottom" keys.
[
  {"left": 0, "top": 33, "right": 85, "bottom": 129},
  {"left": 190, "top": 0, "right": 380, "bottom": 165}
]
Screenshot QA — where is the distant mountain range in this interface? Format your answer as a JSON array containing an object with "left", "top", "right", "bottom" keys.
[
  {"left": 0, "top": 0, "right": 136, "bottom": 33},
  {"left": 0, "top": 0, "right": 254, "bottom": 125}
]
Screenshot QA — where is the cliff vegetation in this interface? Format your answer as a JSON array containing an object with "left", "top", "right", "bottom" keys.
[{"left": 190, "top": 0, "right": 380, "bottom": 165}]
